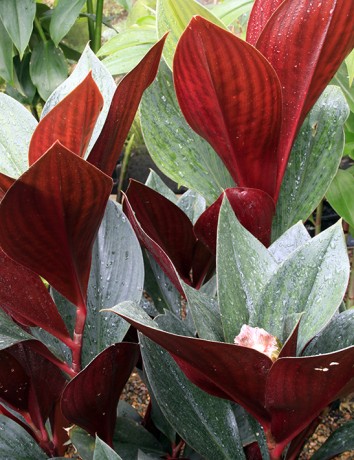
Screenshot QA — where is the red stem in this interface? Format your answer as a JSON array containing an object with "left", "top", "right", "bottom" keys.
[{"left": 71, "top": 301, "right": 87, "bottom": 373}]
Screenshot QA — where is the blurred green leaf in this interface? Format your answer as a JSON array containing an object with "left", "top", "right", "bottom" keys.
[
  {"left": 326, "top": 167, "right": 354, "bottom": 228},
  {"left": 345, "top": 49, "right": 354, "bottom": 87},
  {"left": 211, "top": 0, "right": 254, "bottom": 26},
  {"left": 50, "top": 0, "right": 86, "bottom": 46},
  {"left": 0, "top": 17, "right": 13, "bottom": 82}
]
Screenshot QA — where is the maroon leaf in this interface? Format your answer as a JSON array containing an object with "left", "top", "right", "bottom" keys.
[
  {"left": 87, "top": 35, "right": 167, "bottom": 177},
  {"left": 0, "top": 349, "right": 29, "bottom": 413},
  {"left": 0, "top": 248, "right": 71, "bottom": 344},
  {"left": 173, "top": 16, "right": 282, "bottom": 199},
  {"left": 246, "top": 0, "right": 283, "bottom": 45},
  {"left": 0, "top": 172, "right": 14, "bottom": 200},
  {"left": 29, "top": 72, "right": 103, "bottom": 165},
  {"left": 0, "top": 142, "right": 112, "bottom": 308},
  {"left": 256, "top": 0, "right": 354, "bottom": 196},
  {"left": 61, "top": 343, "right": 139, "bottom": 446},
  {"left": 123, "top": 180, "right": 211, "bottom": 293},
  {"left": 194, "top": 188, "right": 275, "bottom": 253}
]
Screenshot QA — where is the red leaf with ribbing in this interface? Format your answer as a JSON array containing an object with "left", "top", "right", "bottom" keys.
[
  {"left": 87, "top": 35, "right": 167, "bottom": 177},
  {"left": 194, "top": 188, "right": 275, "bottom": 253},
  {"left": 246, "top": 0, "right": 284, "bottom": 45},
  {"left": 61, "top": 343, "right": 139, "bottom": 446},
  {"left": 0, "top": 248, "right": 71, "bottom": 344},
  {"left": 0, "top": 142, "right": 112, "bottom": 308},
  {"left": 0, "top": 172, "right": 14, "bottom": 201},
  {"left": 29, "top": 72, "right": 103, "bottom": 165},
  {"left": 266, "top": 347, "right": 354, "bottom": 447},
  {"left": 256, "top": 0, "right": 354, "bottom": 198},
  {"left": 117, "top": 311, "right": 272, "bottom": 427},
  {"left": 173, "top": 16, "right": 282, "bottom": 199},
  {"left": 123, "top": 180, "right": 200, "bottom": 293}
]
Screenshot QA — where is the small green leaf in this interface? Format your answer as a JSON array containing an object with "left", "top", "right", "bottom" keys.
[
  {"left": 157, "top": 0, "right": 225, "bottom": 69},
  {"left": 311, "top": 421, "right": 354, "bottom": 460},
  {"left": 211, "top": 0, "right": 254, "bottom": 26},
  {"left": 0, "top": 92, "right": 37, "bottom": 178},
  {"left": 140, "top": 62, "right": 235, "bottom": 204},
  {"left": 50, "top": 0, "right": 86, "bottom": 46},
  {"left": 0, "top": 0, "right": 35, "bottom": 58},
  {"left": 273, "top": 86, "right": 349, "bottom": 239},
  {"left": 217, "top": 198, "right": 277, "bottom": 342},
  {"left": 326, "top": 168, "right": 354, "bottom": 228},
  {"left": 0, "top": 18, "right": 13, "bottom": 82},
  {"left": 0, "top": 415, "right": 47, "bottom": 460},
  {"left": 30, "top": 40, "right": 68, "bottom": 101},
  {"left": 94, "top": 436, "right": 123, "bottom": 460}
]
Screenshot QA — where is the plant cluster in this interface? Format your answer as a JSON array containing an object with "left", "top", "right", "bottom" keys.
[{"left": 0, "top": 0, "right": 353, "bottom": 459}]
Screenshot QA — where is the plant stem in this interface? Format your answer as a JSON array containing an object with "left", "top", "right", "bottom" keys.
[
  {"left": 314, "top": 199, "right": 323, "bottom": 236},
  {"left": 92, "top": 0, "right": 104, "bottom": 53},
  {"left": 71, "top": 301, "right": 87, "bottom": 373},
  {"left": 34, "top": 16, "right": 47, "bottom": 43},
  {"left": 86, "top": 0, "right": 95, "bottom": 46},
  {"left": 116, "top": 134, "right": 135, "bottom": 202}
]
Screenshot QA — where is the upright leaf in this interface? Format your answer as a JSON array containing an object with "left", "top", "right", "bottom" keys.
[
  {"left": 0, "top": 18, "right": 13, "bottom": 82},
  {"left": 246, "top": 0, "right": 283, "bottom": 45},
  {"left": 212, "top": 0, "right": 254, "bottom": 26},
  {"left": 326, "top": 168, "right": 354, "bottom": 229},
  {"left": 50, "top": 0, "right": 86, "bottom": 46}
]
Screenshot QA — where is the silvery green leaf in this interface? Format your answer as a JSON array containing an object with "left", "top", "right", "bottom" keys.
[
  {"left": 177, "top": 190, "right": 206, "bottom": 224},
  {"left": 269, "top": 221, "right": 311, "bottom": 264},
  {"left": 94, "top": 436, "right": 122, "bottom": 460},
  {"left": 0, "top": 309, "right": 33, "bottom": 349},
  {"left": 145, "top": 169, "right": 178, "bottom": 204}
]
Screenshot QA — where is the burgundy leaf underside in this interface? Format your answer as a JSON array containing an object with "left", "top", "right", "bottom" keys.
[
  {"left": 0, "top": 248, "right": 71, "bottom": 343},
  {"left": 0, "top": 172, "right": 14, "bottom": 200},
  {"left": 194, "top": 188, "right": 275, "bottom": 252},
  {"left": 61, "top": 343, "right": 139, "bottom": 446},
  {"left": 255, "top": 0, "right": 354, "bottom": 196},
  {"left": 87, "top": 34, "right": 167, "bottom": 177},
  {"left": 0, "top": 142, "right": 112, "bottom": 308},
  {"left": 29, "top": 72, "right": 103, "bottom": 165},
  {"left": 173, "top": 17, "right": 282, "bottom": 200}
]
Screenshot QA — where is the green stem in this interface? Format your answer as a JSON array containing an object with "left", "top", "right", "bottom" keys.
[
  {"left": 34, "top": 16, "right": 47, "bottom": 43},
  {"left": 116, "top": 134, "right": 135, "bottom": 202},
  {"left": 86, "top": 0, "right": 95, "bottom": 46},
  {"left": 93, "top": 0, "right": 104, "bottom": 53},
  {"left": 314, "top": 199, "right": 323, "bottom": 236},
  {"left": 347, "top": 251, "right": 354, "bottom": 309}
]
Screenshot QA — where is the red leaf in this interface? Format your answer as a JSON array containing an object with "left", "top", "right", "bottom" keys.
[
  {"left": 173, "top": 16, "right": 282, "bottom": 199},
  {"left": 61, "top": 343, "right": 139, "bottom": 446},
  {"left": 87, "top": 35, "right": 167, "bottom": 177},
  {"left": 0, "top": 172, "right": 14, "bottom": 200},
  {"left": 0, "top": 142, "right": 112, "bottom": 308},
  {"left": 0, "top": 248, "right": 71, "bottom": 344},
  {"left": 246, "top": 0, "right": 283, "bottom": 45},
  {"left": 0, "top": 349, "right": 29, "bottom": 413},
  {"left": 29, "top": 72, "right": 103, "bottom": 165},
  {"left": 194, "top": 188, "right": 275, "bottom": 252},
  {"left": 256, "top": 0, "right": 354, "bottom": 197}
]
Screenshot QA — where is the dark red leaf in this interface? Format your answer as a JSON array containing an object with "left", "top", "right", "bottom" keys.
[
  {"left": 0, "top": 142, "right": 112, "bottom": 308},
  {"left": 0, "top": 349, "right": 29, "bottom": 413},
  {"left": 87, "top": 35, "right": 167, "bottom": 177},
  {"left": 29, "top": 72, "right": 103, "bottom": 165},
  {"left": 61, "top": 343, "right": 139, "bottom": 446},
  {"left": 0, "top": 172, "right": 15, "bottom": 200},
  {"left": 173, "top": 16, "right": 282, "bottom": 199},
  {"left": 256, "top": 0, "right": 354, "bottom": 197},
  {"left": 0, "top": 248, "right": 71, "bottom": 344},
  {"left": 246, "top": 0, "right": 283, "bottom": 45},
  {"left": 194, "top": 188, "right": 275, "bottom": 253}
]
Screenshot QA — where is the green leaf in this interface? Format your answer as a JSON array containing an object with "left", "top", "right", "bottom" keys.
[
  {"left": 0, "top": 18, "right": 13, "bottom": 82},
  {"left": 42, "top": 43, "right": 116, "bottom": 157},
  {"left": 70, "top": 426, "right": 95, "bottom": 460},
  {"left": 145, "top": 169, "right": 178, "bottom": 204},
  {"left": 82, "top": 201, "right": 144, "bottom": 366},
  {"left": 0, "top": 92, "right": 37, "bottom": 178},
  {"left": 326, "top": 168, "right": 354, "bottom": 228},
  {"left": 332, "top": 63, "right": 354, "bottom": 113},
  {"left": 273, "top": 86, "right": 349, "bottom": 240},
  {"left": 268, "top": 221, "right": 311, "bottom": 264},
  {"left": 157, "top": 0, "right": 225, "bottom": 69},
  {"left": 346, "top": 49, "right": 354, "bottom": 87},
  {"left": 217, "top": 198, "right": 277, "bottom": 342},
  {"left": 177, "top": 190, "right": 206, "bottom": 224},
  {"left": 211, "top": 0, "right": 254, "bottom": 26},
  {"left": 0, "top": 309, "right": 33, "bottom": 349},
  {"left": 140, "top": 333, "right": 246, "bottom": 460},
  {"left": 0, "top": 0, "right": 35, "bottom": 58},
  {"left": 0, "top": 415, "right": 47, "bottom": 460},
  {"left": 102, "top": 43, "right": 157, "bottom": 75},
  {"left": 256, "top": 221, "right": 350, "bottom": 352},
  {"left": 311, "top": 421, "right": 354, "bottom": 460},
  {"left": 30, "top": 40, "right": 68, "bottom": 101},
  {"left": 140, "top": 62, "right": 235, "bottom": 204},
  {"left": 50, "top": 0, "right": 86, "bottom": 46},
  {"left": 94, "top": 436, "right": 122, "bottom": 460}
]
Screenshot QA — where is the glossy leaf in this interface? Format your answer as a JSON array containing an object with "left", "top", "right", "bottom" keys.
[
  {"left": 217, "top": 198, "right": 277, "bottom": 342},
  {"left": 50, "top": 0, "right": 86, "bottom": 46},
  {"left": 174, "top": 16, "right": 282, "bottom": 199},
  {"left": 0, "top": 143, "right": 112, "bottom": 308},
  {"left": 212, "top": 0, "right": 254, "bottom": 26},
  {"left": 246, "top": 0, "right": 283, "bottom": 45},
  {"left": 0, "top": 17, "right": 13, "bottom": 82},
  {"left": 256, "top": 0, "right": 354, "bottom": 192},
  {"left": 0, "top": 92, "right": 37, "bottom": 178},
  {"left": 326, "top": 168, "right": 354, "bottom": 228},
  {"left": 29, "top": 72, "right": 103, "bottom": 165},
  {"left": 87, "top": 35, "right": 167, "bottom": 177},
  {"left": 0, "top": 248, "right": 71, "bottom": 343},
  {"left": 61, "top": 343, "right": 139, "bottom": 445},
  {"left": 82, "top": 200, "right": 144, "bottom": 366},
  {"left": 140, "top": 333, "right": 246, "bottom": 460},
  {"left": 69, "top": 426, "right": 95, "bottom": 460},
  {"left": 0, "top": 415, "right": 47, "bottom": 460},
  {"left": 140, "top": 61, "right": 235, "bottom": 204},
  {"left": 272, "top": 86, "right": 348, "bottom": 240},
  {"left": 157, "top": 0, "right": 225, "bottom": 69},
  {"left": 311, "top": 420, "right": 354, "bottom": 460},
  {"left": 177, "top": 190, "right": 206, "bottom": 224},
  {"left": 30, "top": 40, "right": 68, "bottom": 101},
  {"left": 42, "top": 44, "right": 116, "bottom": 157},
  {"left": 145, "top": 170, "right": 178, "bottom": 204},
  {"left": 0, "top": 0, "right": 35, "bottom": 58},
  {"left": 268, "top": 222, "right": 310, "bottom": 264},
  {"left": 94, "top": 436, "right": 122, "bottom": 460}
]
